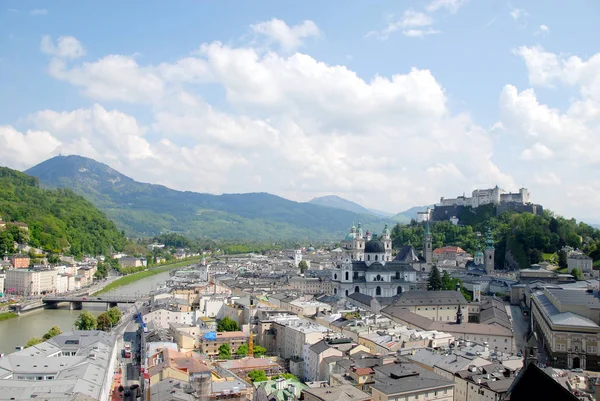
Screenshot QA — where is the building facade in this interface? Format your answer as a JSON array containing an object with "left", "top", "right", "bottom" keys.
[
  {"left": 332, "top": 226, "right": 418, "bottom": 298},
  {"left": 531, "top": 288, "right": 600, "bottom": 370}
]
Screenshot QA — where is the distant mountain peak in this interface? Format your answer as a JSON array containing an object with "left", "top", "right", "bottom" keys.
[{"left": 25, "top": 155, "right": 388, "bottom": 240}]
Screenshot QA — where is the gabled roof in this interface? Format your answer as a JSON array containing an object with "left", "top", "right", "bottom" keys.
[{"left": 503, "top": 362, "right": 578, "bottom": 401}]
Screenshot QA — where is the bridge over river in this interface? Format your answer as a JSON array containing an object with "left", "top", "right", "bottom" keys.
[{"left": 42, "top": 295, "right": 139, "bottom": 310}]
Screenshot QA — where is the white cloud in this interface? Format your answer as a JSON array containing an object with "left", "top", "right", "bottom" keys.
[
  {"left": 0, "top": 126, "right": 61, "bottom": 170},
  {"left": 41, "top": 35, "right": 85, "bottom": 59},
  {"left": 534, "top": 172, "right": 561, "bottom": 186},
  {"left": 250, "top": 18, "right": 320, "bottom": 51},
  {"left": 30, "top": 9, "right": 48, "bottom": 16},
  {"left": 426, "top": 0, "right": 467, "bottom": 14},
  {"left": 510, "top": 8, "right": 528, "bottom": 21},
  {"left": 367, "top": 10, "right": 439, "bottom": 40},
  {"left": 519, "top": 142, "right": 553, "bottom": 160},
  {"left": 498, "top": 46, "right": 600, "bottom": 214},
  {"left": 535, "top": 24, "right": 550, "bottom": 35},
  {"left": 17, "top": 32, "right": 519, "bottom": 212}
]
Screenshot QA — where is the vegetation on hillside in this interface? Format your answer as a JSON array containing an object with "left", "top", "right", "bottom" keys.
[
  {"left": 392, "top": 205, "right": 600, "bottom": 270},
  {"left": 26, "top": 155, "right": 388, "bottom": 240},
  {"left": 0, "top": 167, "right": 126, "bottom": 256}
]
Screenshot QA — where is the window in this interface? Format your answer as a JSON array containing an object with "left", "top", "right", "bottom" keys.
[
  {"left": 368, "top": 255, "right": 371, "bottom": 261},
  {"left": 345, "top": 272, "right": 349, "bottom": 281},
  {"left": 376, "top": 286, "right": 382, "bottom": 296}
]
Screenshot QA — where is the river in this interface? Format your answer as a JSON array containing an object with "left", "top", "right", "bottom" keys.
[{"left": 0, "top": 270, "right": 172, "bottom": 354}]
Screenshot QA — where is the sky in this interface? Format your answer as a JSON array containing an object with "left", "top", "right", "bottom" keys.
[{"left": 1, "top": 1, "right": 600, "bottom": 222}]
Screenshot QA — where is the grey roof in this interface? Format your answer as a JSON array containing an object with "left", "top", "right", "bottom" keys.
[
  {"left": 546, "top": 288, "right": 600, "bottom": 309},
  {"left": 371, "top": 361, "right": 454, "bottom": 395},
  {"left": 394, "top": 246, "right": 423, "bottom": 263},
  {"left": 301, "top": 384, "right": 370, "bottom": 401},
  {"left": 393, "top": 290, "right": 468, "bottom": 306},
  {"left": 347, "top": 292, "right": 374, "bottom": 306},
  {"left": 349, "top": 260, "right": 416, "bottom": 273},
  {"left": 407, "top": 349, "right": 446, "bottom": 368},
  {"left": 309, "top": 340, "right": 331, "bottom": 355},
  {"left": 533, "top": 292, "right": 600, "bottom": 328}
]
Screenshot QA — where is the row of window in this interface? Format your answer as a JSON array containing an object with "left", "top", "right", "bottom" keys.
[{"left": 15, "top": 375, "right": 55, "bottom": 380}]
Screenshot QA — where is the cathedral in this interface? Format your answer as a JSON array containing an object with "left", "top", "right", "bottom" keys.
[{"left": 332, "top": 222, "right": 432, "bottom": 298}]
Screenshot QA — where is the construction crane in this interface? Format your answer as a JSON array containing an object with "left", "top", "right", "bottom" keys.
[{"left": 135, "top": 304, "right": 148, "bottom": 333}]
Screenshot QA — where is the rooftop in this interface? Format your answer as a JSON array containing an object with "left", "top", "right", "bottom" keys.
[{"left": 301, "top": 384, "right": 370, "bottom": 401}]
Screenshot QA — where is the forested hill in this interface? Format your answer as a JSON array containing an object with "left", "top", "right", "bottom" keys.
[
  {"left": 25, "top": 155, "right": 386, "bottom": 240},
  {"left": 390, "top": 204, "right": 600, "bottom": 270},
  {"left": 0, "top": 167, "right": 126, "bottom": 256}
]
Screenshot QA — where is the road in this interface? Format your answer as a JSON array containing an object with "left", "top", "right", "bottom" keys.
[{"left": 508, "top": 303, "right": 530, "bottom": 355}]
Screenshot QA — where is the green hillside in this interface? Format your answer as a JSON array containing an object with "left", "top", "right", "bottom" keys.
[
  {"left": 25, "top": 156, "right": 388, "bottom": 241},
  {"left": 0, "top": 167, "right": 126, "bottom": 256},
  {"left": 391, "top": 204, "right": 600, "bottom": 269}
]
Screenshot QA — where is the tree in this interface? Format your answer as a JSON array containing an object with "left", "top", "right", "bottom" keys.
[
  {"left": 218, "top": 344, "right": 231, "bottom": 359},
  {"left": 236, "top": 343, "right": 249, "bottom": 357},
  {"left": 571, "top": 267, "right": 583, "bottom": 281},
  {"left": 427, "top": 266, "right": 442, "bottom": 291},
  {"left": 272, "top": 373, "right": 298, "bottom": 381},
  {"left": 25, "top": 337, "right": 43, "bottom": 348},
  {"left": 298, "top": 260, "right": 308, "bottom": 274},
  {"left": 441, "top": 271, "right": 451, "bottom": 290},
  {"left": 107, "top": 307, "right": 122, "bottom": 326},
  {"left": 254, "top": 345, "right": 267, "bottom": 357},
  {"left": 96, "top": 313, "right": 112, "bottom": 331},
  {"left": 75, "top": 310, "right": 97, "bottom": 330},
  {"left": 558, "top": 250, "right": 568, "bottom": 269},
  {"left": 42, "top": 325, "right": 62, "bottom": 340},
  {"left": 217, "top": 317, "right": 239, "bottom": 332},
  {"left": 247, "top": 369, "right": 267, "bottom": 382}
]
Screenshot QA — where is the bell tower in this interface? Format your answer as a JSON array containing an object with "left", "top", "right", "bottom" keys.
[
  {"left": 484, "top": 227, "right": 495, "bottom": 274},
  {"left": 423, "top": 221, "right": 432, "bottom": 265}
]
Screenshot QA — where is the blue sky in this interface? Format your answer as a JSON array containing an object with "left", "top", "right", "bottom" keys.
[{"left": 1, "top": 1, "right": 600, "bottom": 221}]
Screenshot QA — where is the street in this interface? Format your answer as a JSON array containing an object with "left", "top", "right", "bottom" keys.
[{"left": 508, "top": 303, "right": 530, "bottom": 354}]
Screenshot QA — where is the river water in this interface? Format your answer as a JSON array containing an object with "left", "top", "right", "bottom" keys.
[{"left": 0, "top": 270, "right": 172, "bottom": 354}]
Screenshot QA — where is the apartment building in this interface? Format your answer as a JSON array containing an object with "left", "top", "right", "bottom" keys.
[{"left": 199, "top": 331, "right": 247, "bottom": 356}]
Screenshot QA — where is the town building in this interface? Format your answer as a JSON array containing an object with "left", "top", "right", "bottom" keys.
[
  {"left": 530, "top": 287, "right": 600, "bottom": 370},
  {"left": 567, "top": 252, "right": 593, "bottom": 276},
  {"left": 288, "top": 277, "right": 333, "bottom": 295},
  {"left": 0, "top": 330, "right": 117, "bottom": 400},
  {"left": 454, "top": 363, "right": 515, "bottom": 401},
  {"left": 254, "top": 377, "right": 308, "bottom": 401},
  {"left": 8, "top": 254, "right": 30, "bottom": 269},
  {"left": 370, "top": 358, "right": 455, "bottom": 401},
  {"left": 332, "top": 226, "right": 420, "bottom": 297},
  {"left": 388, "top": 290, "right": 480, "bottom": 322},
  {"left": 199, "top": 331, "right": 248, "bottom": 357},
  {"left": 302, "top": 384, "right": 371, "bottom": 401},
  {"left": 0, "top": 273, "right": 4, "bottom": 296},
  {"left": 118, "top": 257, "right": 147, "bottom": 268},
  {"left": 4, "top": 268, "right": 57, "bottom": 296},
  {"left": 433, "top": 246, "right": 467, "bottom": 263}
]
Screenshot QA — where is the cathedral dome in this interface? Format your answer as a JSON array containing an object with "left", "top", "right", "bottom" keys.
[
  {"left": 365, "top": 239, "right": 385, "bottom": 253},
  {"left": 345, "top": 232, "right": 356, "bottom": 242}
]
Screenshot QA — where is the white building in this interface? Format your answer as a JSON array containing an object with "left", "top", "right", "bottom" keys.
[
  {"left": 567, "top": 252, "right": 593, "bottom": 274},
  {"left": 56, "top": 274, "right": 75, "bottom": 294},
  {"left": 142, "top": 307, "right": 200, "bottom": 329},
  {"left": 4, "top": 269, "right": 58, "bottom": 296}
]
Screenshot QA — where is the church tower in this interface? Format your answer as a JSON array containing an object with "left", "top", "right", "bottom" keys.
[
  {"left": 484, "top": 227, "right": 495, "bottom": 274},
  {"left": 423, "top": 221, "right": 432, "bottom": 265},
  {"left": 382, "top": 223, "right": 392, "bottom": 261}
]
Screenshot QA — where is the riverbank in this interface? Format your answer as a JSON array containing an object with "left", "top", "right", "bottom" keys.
[
  {"left": 0, "top": 312, "right": 17, "bottom": 321},
  {"left": 94, "top": 257, "right": 202, "bottom": 295}
]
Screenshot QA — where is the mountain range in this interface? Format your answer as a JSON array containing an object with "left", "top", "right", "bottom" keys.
[{"left": 25, "top": 156, "right": 415, "bottom": 241}]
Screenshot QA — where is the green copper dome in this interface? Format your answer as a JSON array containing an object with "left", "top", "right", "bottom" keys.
[{"left": 345, "top": 232, "right": 356, "bottom": 241}]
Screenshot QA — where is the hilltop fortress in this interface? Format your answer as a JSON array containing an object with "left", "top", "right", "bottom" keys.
[{"left": 432, "top": 186, "right": 543, "bottom": 222}]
